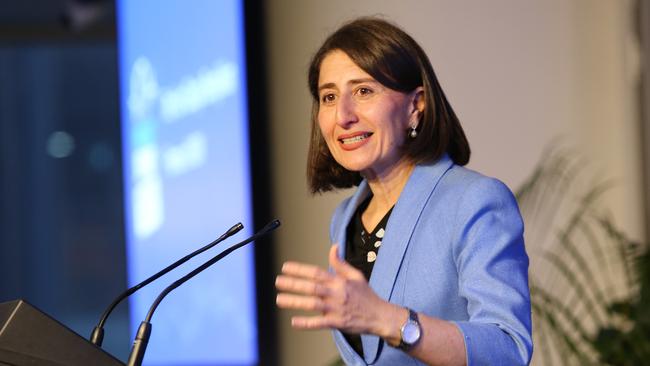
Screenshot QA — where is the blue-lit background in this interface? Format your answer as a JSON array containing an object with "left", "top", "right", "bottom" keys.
[{"left": 118, "top": 1, "right": 257, "bottom": 364}]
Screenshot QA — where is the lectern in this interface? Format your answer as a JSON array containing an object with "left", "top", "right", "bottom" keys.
[{"left": 0, "top": 299, "right": 124, "bottom": 366}]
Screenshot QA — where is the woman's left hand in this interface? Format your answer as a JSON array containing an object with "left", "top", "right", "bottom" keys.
[{"left": 275, "top": 244, "right": 401, "bottom": 336}]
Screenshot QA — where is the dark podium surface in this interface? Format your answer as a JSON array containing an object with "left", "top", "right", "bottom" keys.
[{"left": 0, "top": 299, "right": 124, "bottom": 366}]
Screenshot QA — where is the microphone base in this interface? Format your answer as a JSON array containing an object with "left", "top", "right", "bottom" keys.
[
  {"left": 126, "top": 321, "right": 152, "bottom": 366},
  {"left": 90, "top": 326, "right": 104, "bottom": 346}
]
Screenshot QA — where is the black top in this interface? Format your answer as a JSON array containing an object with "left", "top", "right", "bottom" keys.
[{"left": 343, "top": 196, "right": 394, "bottom": 358}]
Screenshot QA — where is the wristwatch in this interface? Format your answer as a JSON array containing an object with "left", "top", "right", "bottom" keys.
[{"left": 397, "top": 307, "right": 422, "bottom": 351}]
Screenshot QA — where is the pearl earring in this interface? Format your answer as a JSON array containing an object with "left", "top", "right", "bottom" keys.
[{"left": 410, "top": 125, "right": 418, "bottom": 138}]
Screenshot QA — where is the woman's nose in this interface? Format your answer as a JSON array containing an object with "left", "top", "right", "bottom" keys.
[{"left": 335, "top": 95, "right": 357, "bottom": 127}]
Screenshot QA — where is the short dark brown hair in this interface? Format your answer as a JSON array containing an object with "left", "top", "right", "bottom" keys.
[{"left": 307, "top": 17, "right": 470, "bottom": 193}]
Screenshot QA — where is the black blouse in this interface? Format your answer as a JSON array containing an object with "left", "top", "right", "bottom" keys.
[{"left": 343, "top": 196, "right": 394, "bottom": 358}]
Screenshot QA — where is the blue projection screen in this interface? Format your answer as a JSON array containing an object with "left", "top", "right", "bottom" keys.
[{"left": 117, "top": 1, "right": 257, "bottom": 365}]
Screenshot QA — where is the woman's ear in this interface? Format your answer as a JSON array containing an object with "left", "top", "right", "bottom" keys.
[{"left": 409, "top": 87, "right": 425, "bottom": 126}]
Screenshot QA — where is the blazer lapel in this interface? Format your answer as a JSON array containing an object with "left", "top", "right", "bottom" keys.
[
  {"left": 362, "top": 155, "right": 453, "bottom": 364},
  {"left": 333, "top": 181, "right": 371, "bottom": 259},
  {"left": 331, "top": 182, "right": 372, "bottom": 365}
]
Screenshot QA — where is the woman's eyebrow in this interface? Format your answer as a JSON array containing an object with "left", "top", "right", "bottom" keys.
[
  {"left": 318, "top": 78, "right": 377, "bottom": 92},
  {"left": 348, "top": 78, "right": 376, "bottom": 86},
  {"left": 318, "top": 82, "right": 337, "bottom": 92}
]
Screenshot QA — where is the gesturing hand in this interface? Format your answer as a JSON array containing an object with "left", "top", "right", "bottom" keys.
[{"left": 275, "top": 244, "right": 395, "bottom": 335}]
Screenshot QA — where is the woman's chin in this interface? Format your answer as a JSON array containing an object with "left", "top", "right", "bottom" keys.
[{"left": 337, "top": 160, "right": 372, "bottom": 173}]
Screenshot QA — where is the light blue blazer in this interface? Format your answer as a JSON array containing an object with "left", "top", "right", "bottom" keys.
[{"left": 330, "top": 155, "right": 533, "bottom": 365}]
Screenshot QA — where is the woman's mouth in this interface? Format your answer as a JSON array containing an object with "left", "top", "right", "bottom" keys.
[
  {"left": 338, "top": 132, "right": 373, "bottom": 150},
  {"left": 339, "top": 132, "right": 372, "bottom": 144}
]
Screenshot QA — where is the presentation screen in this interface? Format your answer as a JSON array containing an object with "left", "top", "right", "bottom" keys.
[{"left": 117, "top": 1, "right": 257, "bottom": 364}]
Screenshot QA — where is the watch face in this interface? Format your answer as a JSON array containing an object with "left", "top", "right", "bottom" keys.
[{"left": 402, "top": 321, "right": 421, "bottom": 344}]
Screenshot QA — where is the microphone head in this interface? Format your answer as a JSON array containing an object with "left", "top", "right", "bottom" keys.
[
  {"left": 261, "top": 219, "right": 281, "bottom": 233},
  {"left": 226, "top": 222, "right": 244, "bottom": 236}
]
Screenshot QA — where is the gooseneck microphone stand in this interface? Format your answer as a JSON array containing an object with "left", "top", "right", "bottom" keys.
[
  {"left": 126, "top": 219, "right": 280, "bottom": 366},
  {"left": 89, "top": 222, "right": 244, "bottom": 346}
]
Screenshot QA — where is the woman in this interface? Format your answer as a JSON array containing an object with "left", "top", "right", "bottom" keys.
[{"left": 275, "top": 17, "right": 532, "bottom": 366}]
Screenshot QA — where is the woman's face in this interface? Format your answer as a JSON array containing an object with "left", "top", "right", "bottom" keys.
[{"left": 317, "top": 50, "right": 422, "bottom": 179}]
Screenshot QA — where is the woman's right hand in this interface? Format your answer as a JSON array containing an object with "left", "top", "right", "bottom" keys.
[{"left": 275, "top": 244, "right": 404, "bottom": 340}]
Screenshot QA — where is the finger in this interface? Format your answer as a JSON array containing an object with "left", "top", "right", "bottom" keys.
[
  {"left": 275, "top": 275, "right": 330, "bottom": 296},
  {"left": 281, "top": 261, "right": 333, "bottom": 281},
  {"left": 291, "top": 315, "right": 333, "bottom": 330},
  {"left": 276, "top": 293, "right": 327, "bottom": 312},
  {"left": 329, "top": 244, "right": 365, "bottom": 280}
]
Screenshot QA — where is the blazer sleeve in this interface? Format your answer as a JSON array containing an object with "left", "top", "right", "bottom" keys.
[{"left": 451, "top": 177, "right": 533, "bottom": 365}]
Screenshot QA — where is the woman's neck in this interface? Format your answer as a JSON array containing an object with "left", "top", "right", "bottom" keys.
[{"left": 363, "top": 158, "right": 415, "bottom": 218}]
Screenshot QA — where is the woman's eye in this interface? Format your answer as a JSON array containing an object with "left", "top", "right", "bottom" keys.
[
  {"left": 356, "top": 87, "right": 373, "bottom": 97},
  {"left": 321, "top": 93, "right": 336, "bottom": 104}
]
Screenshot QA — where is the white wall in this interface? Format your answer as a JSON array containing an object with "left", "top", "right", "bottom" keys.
[{"left": 265, "top": 1, "right": 644, "bottom": 365}]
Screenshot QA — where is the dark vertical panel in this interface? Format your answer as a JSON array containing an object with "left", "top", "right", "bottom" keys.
[
  {"left": 0, "top": 48, "right": 27, "bottom": 299},
  {"left": 0, "top": 44, "right": 129, "bottom": 360},
  {"left": 245, "top": 0, "right": 278, "bottom": 365}
]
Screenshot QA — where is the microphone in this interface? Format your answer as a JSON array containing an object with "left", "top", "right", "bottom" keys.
[
  {"left": 89, "top": 222, "right": 244, "bottom": 346},
  {"left": 126, "top": 219, "right": 280, "bottom": 366}
]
